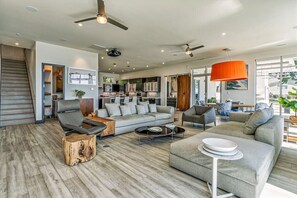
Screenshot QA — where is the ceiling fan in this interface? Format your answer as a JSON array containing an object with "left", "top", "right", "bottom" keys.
[
  {"left": 74, "top": 0, "right": 128, "bottom": 31},
  {"left": 170, "top": 44, "right": 204, "bottom": 57},
  {"left": 185, "top": 44, "right": 204, "bottom": 57}
]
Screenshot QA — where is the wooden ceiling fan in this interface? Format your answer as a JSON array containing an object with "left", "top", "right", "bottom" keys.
[{"left": 74, "top": 0, "right": 128, "bottom": 31}]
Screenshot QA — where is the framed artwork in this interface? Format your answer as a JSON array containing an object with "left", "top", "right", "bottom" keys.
[
  {"left": 68, "top": 67, "right": 97, "bottom": 85},
  {"left": 226, "top": 65, "right": 248, "bottom": 90}
]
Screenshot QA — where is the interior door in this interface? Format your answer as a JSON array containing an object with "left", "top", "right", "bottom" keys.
[{"left": 177, "top": 74, "right": 191, "bottom": 111}]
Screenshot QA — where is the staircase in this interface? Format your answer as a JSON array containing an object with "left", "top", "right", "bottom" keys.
[{"left": 0, "top": 59, "right": 35, "bottom": 126}]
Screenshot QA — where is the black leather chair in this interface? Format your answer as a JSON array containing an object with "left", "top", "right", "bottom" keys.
[{"left": 57, "top": 99, "right": 106, "bottom": 136}]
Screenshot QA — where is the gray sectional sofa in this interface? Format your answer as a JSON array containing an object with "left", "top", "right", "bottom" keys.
[
  {"left": 169, "top": 110, "right": 283, "bottom": 198},
  {"left": 96, "top": 104, "right": 174, "bottom": 135}
]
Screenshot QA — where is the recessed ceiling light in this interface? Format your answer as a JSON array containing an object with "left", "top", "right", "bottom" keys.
[
  {"left": 162, "top": 62, "right": 165, "bottom": 65},
  {"left": 133, "top": 68, "right": 135, "bottom": 70},
  {"left": 25, "top": 6, "right": 39, "bottom": 13},
  {"left": 106, "top": 49, "right": 109, "bottom": 52},
  {"left": 113, "top": 63, "right": 117, "bottom": 67},
  {"left": 101, "top": 57, "right": 104, "bottom": 59},
  {"left": 108, "top": 68, "right": 111, "bottom": 70},
  {"left": 161, "top": 49, "right": 165, "bottom": 53},
  {"left": 221, "top": 32, "right": 226, "bottom": 36},
  {"left": 15, "top": 42, "right": 19, "bottom": 46},
  {"left": 78, "top": 23, "right": 83, "bottom": 27},
  {"left": 146, "top": 65, "right": 149, "bottom": 68},
  {"left": 127, "top": 61, "right": 129, "bottom": 64}
]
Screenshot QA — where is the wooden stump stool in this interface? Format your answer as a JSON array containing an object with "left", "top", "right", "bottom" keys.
[{"left": 62, "top": 134, "right": 96, "bottom": 166}]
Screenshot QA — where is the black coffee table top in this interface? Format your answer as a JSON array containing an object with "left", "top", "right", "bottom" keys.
[{"left": 135, "top": 125, "right": 185, "bottom": 138}]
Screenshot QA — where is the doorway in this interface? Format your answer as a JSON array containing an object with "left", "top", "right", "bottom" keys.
[{"left": 42, "top": 63, "right": 65, "bottom": 122}]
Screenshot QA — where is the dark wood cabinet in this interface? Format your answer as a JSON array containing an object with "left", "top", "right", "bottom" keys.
[{"left": 80, "top": 98, "right": 94, "bottom": 116}]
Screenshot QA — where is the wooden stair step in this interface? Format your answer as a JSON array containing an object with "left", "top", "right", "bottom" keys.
[
  {"left": 1, "top": 79, "right": 29, "bottom": 84},
  {"left": 1, "top": 83, "right": 29, "bottom": 88},
  {"left": 1, "top": 87, "right": 30, "bottom": 92},
  {"left": 1, "top": 91, "right": 31, "bottom": 96},
  {"left": 1, "top": 66, "right": 26, "bottom": 71},
  {"left": 0, "top": 118, "right": 35, "bottom": 127},
  {"left": 2, "top": 73, "right": 27, "bottom": 77},
  {"left": 1, "top": 99, "right": 32, "bottom": 105},
  {"left": 1, "top": 103, "right": 33, "bottom": 110},
  {"left": 2, "top": 76, "right": 28, "bottom": 81},
  {"left": 1, "top": 108, "right": 34, "bottom": 115},
  {"left": 2, "top": 70, "right": 27, "bottom": 75},
  {"left": 1, "top": 95, "right": 32, "bottom": 100},
  {"left": 2, "top": 59, "right": 25, "bottom": 63},
  {"left": 0, "top": 113, "right": 35, "bottom": 121}
]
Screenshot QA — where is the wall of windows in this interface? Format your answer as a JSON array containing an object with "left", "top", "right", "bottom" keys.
[
  {"left": 192, "top": 67, "right": 221, "bottom": 105},
  {"left": 256, "top": 55, "right": 297, "bottom": 116}
]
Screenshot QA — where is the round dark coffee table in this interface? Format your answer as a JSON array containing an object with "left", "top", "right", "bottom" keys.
[{"left": 134, "top": 125, "right": 185, "bottom": 142}]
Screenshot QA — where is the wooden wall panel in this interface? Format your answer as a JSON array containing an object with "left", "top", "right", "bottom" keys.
[
  {"left": 1, "top": 45, "right": 25, "bottom": 61},
  {"left": 177, "top": 74, "right": 191, "bottom": 111}
]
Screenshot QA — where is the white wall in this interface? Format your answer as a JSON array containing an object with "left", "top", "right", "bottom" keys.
[
  {"left": 35, "top": 42, "right": 98, "bottom": 121},
  {"left": 120, "top": 46, "right": 297, "bottom": 105}
]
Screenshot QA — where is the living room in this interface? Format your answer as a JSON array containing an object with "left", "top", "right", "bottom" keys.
[{"left": 0, "top": 0, "right": 297, "bottom": 198}]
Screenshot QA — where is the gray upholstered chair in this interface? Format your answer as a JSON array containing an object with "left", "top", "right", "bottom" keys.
[
  {"left": 182, "top": 105, "right": 216, "bottom": 130},
  {"left": 57, "top": 100, "right": 106, "bottom": 136}
]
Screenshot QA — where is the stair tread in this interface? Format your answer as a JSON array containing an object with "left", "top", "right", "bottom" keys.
[{"left": 0, "top": 118, "right": 35, "bottom": 126}]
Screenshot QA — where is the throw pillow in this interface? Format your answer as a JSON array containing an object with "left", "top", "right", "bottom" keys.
[
  {"left": 125, "top": 102, "right": 137, "bottom": 114},
  {"left": 243, "top": 107, "right": 274, "bottom": 135},
  {"left": 105, "top": 103, "right": 121, "bottom": 117},
  {"left": 149, "top": 104, "right": 157, "bottom": 113},
  {"left": 138, "top": 101, "right": 149, "bottom": 113},
  {"left": 136, "top": 105, "right": 146, "bottom": 115},
  {"left": 120, "top": 105, "right": 132, "bottom": 116}
]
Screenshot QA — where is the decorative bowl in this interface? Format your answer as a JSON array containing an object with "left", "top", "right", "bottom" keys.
[{"left": 202, "top": 138, "right": 237, "bottom": 152}]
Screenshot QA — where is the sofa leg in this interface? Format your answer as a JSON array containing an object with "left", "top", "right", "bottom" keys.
[
  {"left": 214, "top": 121, "right": 216, "bottom": 126},
  {"left": 203, "top": 124, "right": 206, "bottom": 131}
]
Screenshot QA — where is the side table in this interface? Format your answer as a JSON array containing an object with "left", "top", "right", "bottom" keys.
[{"left": 198, "top": 144, "right": 243, "bottom": 198}]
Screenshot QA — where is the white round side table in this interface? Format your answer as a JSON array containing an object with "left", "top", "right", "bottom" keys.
[{"left": 198, "top": 144, "right": 243, "bottom": 198}]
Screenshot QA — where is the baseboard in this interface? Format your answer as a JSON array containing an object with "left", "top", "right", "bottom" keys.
[{"left": 35, "top": 120, "right": 44, "bottom": 124}]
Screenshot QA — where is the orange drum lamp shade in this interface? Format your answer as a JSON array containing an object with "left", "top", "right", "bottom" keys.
[{"left": 210, "top": 60, "right": 247, "bottom": 81}]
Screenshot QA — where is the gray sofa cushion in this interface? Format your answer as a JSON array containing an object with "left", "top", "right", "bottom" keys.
[
  {"left": 149, "top": 104, "right": 157, "bottom": 113},
  {"left": 207, "top": 121, "right": 255, "bottom": 140},
  {"left": 170, "top": 132, "right": 275, "bottom": 185},
  {"left": 120, "top": 105, "right": 132, "bottom": 116},
  {"left": 244, "top": 108, "right": 274, "bottom": 135},
  {"left": 110, "top": 114, "right": 155, "bottom": 127},
  {"left": 136, "top": 105, "right": 146, "bottom": 115},
  {"left": 105, "top": 103, "right": 121, "bottom": 117},
  {"left": 138, "top": 101, "right": 149, "bottom": 113},
  {"left": 147, "top": 112, "right": 171, "bottom": 120}
]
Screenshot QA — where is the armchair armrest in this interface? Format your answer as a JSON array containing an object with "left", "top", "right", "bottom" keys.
[
  {"left": 201, "top": 107, "right": 216, "bottom": 124},
  {"left": 230, "top": 112, "right": 251, "bottom": 123},
  {"left": 83, "top": 119, "right": 107, "bottom": 129},
  {"left": 157, "top": 106, "right": 174, "bottom": 114}
]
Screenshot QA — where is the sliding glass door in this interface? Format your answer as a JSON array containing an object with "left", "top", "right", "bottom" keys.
[
  {"left": 256, "top": 55, "right": 297, "bottom": 116},
  {"left": 192, "top": 67, "right": 221, "bottom": 105}
]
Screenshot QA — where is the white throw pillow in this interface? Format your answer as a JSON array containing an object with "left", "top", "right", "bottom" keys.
[
  {"left": 120, "top": 105, "right": 132, "bottom": 116},
  {"left": 125, "top": 102, "right": 137, "bottom": 114},
  {"left": 149, "top": 104, "right": 157, "bottom": 113},
  {"left": 138, "top": 101, "right": 149, "bottom": 113},
  {"left": 136, "top": 105, "right": 146, "bottom": 115},
  {"left": 105, "top": 103, "right": 121, "bottom": 117}
]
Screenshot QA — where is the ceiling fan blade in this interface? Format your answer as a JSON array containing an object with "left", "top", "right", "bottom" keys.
[
  {"left": 107, "top": 17, "right": 128, "bottom": 30},
  {"left": 74, "top": 17, "right": 97, "bottom": 23},
  {"left": 189, "top": 53, "right": 194, "bottom": 57},
  {"left": 190, "top": 45, "right": 205, "bottom": 51},
  {"left": 97, "top": 0, "right": 106, "bottom": 15}
]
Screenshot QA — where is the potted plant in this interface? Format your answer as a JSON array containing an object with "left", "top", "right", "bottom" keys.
[
  {"left": 75, "top": 89, "right": 85, "bottom": 99},
  {"left": 278, "top": 87, "right": 297, "bottom": 122}
]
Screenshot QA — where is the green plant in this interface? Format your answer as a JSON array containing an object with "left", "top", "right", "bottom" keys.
[
  {"left": 278, "top": 87, "right": 297, "bottom": 116},
  {"left": 225, "top": 99, "right": 232, "bottom": 102},
  {"left": 207, "top": 97, "right": 217, "bottom": 103},
  {"left": 75, "top": 89, "right": 85, "bottom": 98}
]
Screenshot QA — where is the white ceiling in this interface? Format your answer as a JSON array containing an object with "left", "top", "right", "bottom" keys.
[{"left": 0, "top": 0, "right": 297, "bottom": 74}]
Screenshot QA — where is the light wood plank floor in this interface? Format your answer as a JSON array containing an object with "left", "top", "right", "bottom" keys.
[{"left": 0, "top": 120, "right": 297, "bottom": 198}]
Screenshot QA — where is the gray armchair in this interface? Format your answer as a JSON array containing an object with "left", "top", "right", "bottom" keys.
[
  {"left": 57, "top": 100, "right": 106, "bottom": 136},
  {"left": 182, "top": 105, "right": 216, "bottom": 130}
]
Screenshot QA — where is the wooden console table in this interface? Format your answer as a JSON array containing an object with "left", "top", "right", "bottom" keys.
[{"left": 85, "top": 116, "right": 115, "bottom": 137}]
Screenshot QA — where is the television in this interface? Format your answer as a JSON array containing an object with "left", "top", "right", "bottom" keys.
[{"left": 112, "top": 84, "right": 120, "bottom": 92}]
